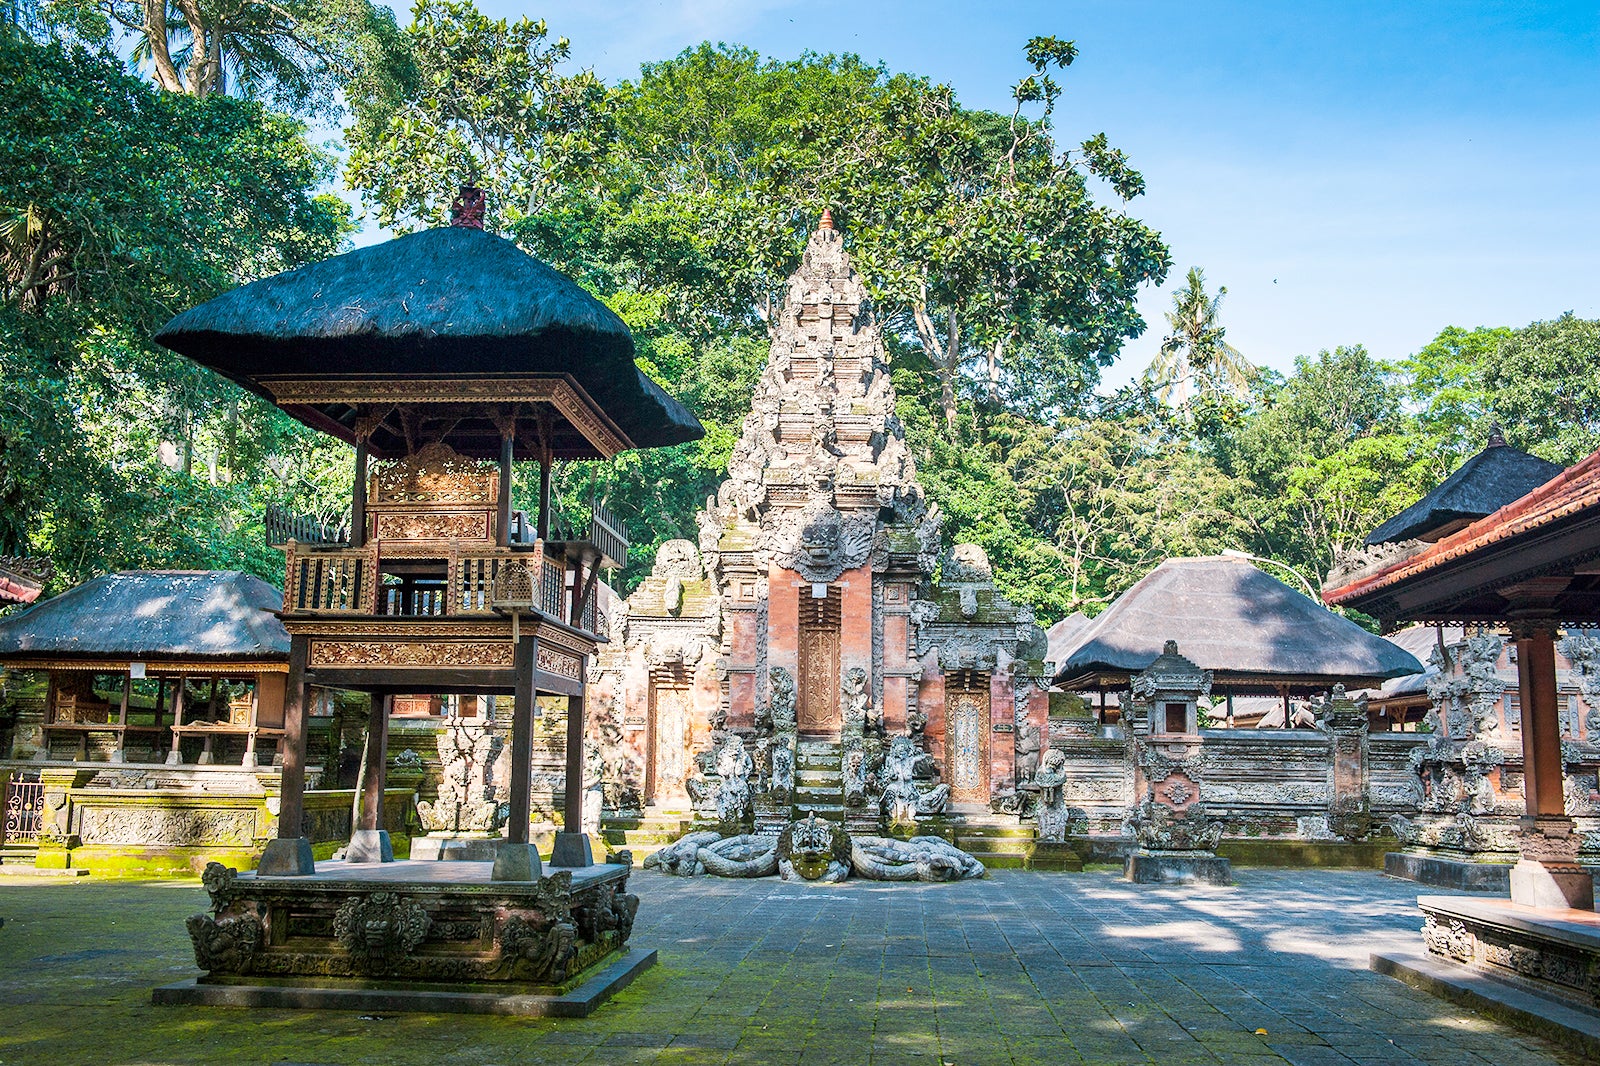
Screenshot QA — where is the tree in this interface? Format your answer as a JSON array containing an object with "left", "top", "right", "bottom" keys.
[
  {"left": 1145, "top": 266, "right": 1252, "bottom": 406},
  {"left": 0, "top": 28, "right": 354, "bottom": 586},
  {"left": 44, "top": 0, "right": 406, "bottom": 117},
  {"left": 1480, "top": 313, "right": 1600, "bottom": 464},
  {"left": 345, "top": 0, "right": 604, "bottom": 231}
]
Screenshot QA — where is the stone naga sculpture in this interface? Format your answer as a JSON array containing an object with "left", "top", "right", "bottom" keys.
[
  {"left": 778, "top": 813, "right": 851, "bottom": 882},
  {"left": 643, "top": 818, "right": 984, "bottom": 883},
  {"left": 849, "top": 835, "right": 985, "bottom": 881},
  {"left": 641, "top": 830, "right": 777, "bottom": 878}
]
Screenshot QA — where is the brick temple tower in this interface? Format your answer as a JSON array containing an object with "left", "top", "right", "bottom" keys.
[{"left": 593, "top": 214, "right": 1050, "bottom": 826}]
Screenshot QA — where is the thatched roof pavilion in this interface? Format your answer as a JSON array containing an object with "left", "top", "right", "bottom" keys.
[
  {"left": 1366, "top": 429, "right": 1561, "bottom": 545},
  {"left": 155, "top": 224, "right": 703, "bottom": 461},
  {"left": 0, "top": 570, "right": 286, "bottom": 662},
  {"left": 1053, "top": 556, "right": 1422, "bottom": 695}
]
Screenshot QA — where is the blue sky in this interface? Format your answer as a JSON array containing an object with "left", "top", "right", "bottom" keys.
[{"left": 378, "top": 1, "right": 1600, "bottom": 386}]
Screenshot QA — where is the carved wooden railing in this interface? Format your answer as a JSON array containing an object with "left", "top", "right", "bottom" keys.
[
  {"left": 265, "top": 505, "right": 347, "bottom": 549},
  {"left": 284, "top": 544, "right": 378, "bottom": 614}
]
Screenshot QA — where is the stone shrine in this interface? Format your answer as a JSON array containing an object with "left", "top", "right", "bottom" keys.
[{"left": 594, "top": 214, "right": 1050, "bottom": 833}]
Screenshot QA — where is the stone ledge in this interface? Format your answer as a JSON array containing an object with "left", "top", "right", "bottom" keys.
[
  {"left": 1372, "top": 948, "right": 1600, "bottom": 1061},
  {"left": 1386, "top": 852, "right": 1512, "bottom": 891},
  {"left": 1125, "top": 852, "right": 1231, "bottom": 885},
  {"left": 1419, "top": 894, "right": 1600, "bottom": 954},
  {"left": 152, "top": 947, "right": 656, "bottom": 1017}
]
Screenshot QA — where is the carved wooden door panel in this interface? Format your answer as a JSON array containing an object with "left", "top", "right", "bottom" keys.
[
  {"left": 947, "top": 686, "right": 990, "bottom": 804},
  {"left": 648, "top": 677, "right": 690, "bottom": 805},
  {"left": 798, "top": 627, "right": 841, "bottom": 733}
]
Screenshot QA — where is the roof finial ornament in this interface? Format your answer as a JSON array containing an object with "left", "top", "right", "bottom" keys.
[
  {"left": 1487, "top": 421, "right": 1506, "bottom": 448},
  {"left": 819, "top": 207, "right": 835, "bottom": 231},
  {"left": 450, "top": 184, "right": 486, "bottom": 229}
]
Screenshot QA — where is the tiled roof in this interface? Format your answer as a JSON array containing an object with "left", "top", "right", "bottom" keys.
[{"left": 1325, "top": 445, "right": 1600, "bottom": 606}]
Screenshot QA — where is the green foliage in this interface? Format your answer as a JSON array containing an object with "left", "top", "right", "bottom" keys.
[
  {"left": 1481, "top": 313, "right": 1600, "bottom": 464},
  {"left": 0, "top": 28, "right": 353, "bottom": 588},
  {"left": 1146, "top": 266, "right": 1253, "bottom": 406}
]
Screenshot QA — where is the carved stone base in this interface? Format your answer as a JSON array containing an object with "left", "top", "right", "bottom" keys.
[
  {"left": 1415, "top": 894, "right": 1600, "bottom": 1017},
  {"left": 172, "top": 859, "right": 641, "bottom": 1010},
  {"left": 411, "top": 833, "right": 505, "bottom": 862},
  {"left": 1125, "top": 851, "right": 1232, "bottom": 886},
  {"left": 345, "top": 829, "right": 394, "bottom": 864},
  {"left": 491, "top": 842, "right": 542, "bottom": 882},
  {"left": 551, "top": 832, "right": 594, "bottom": 868},
  {"left": 257, "top": 837, "right": 314, "bottom": 876},
  {"left": 1510, "top": 860, "right": 1595, "bottom": 911}
]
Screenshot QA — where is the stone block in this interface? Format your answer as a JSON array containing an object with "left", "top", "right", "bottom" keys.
[
  {"left": 1510, "top": 859, "right": 1595, "bottom": 910},
  {"left": 551, "top": 831, "right": 595, "bottom": 868},
  {"left": 257, "top": 836, "right": 315, "bottom": 876},
  {"left": 344, "top": 829, "right": 394, "bottom": 864},
  {"left": 490, "top": 841, "right": 542, "bottom": 881},
  {"left": 1385, "top": 851, "right": 1512, "bottom": 891},
  {"left": 1124, "top": 851, "right": 1232, "bottom": 886}
]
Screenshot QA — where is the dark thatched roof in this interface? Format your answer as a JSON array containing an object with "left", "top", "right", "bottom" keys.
[
  {"left": 0, "top": 571, "right": 288, "bottom": 660},
  {"left": 1053, "top": 556, "right": 1422, "bottom": 691},
  {"left": 1366, "top": 435, "right": 1562, "bottom": 545},
  {"left": 1045, "top": 613, "right": 1090, "bottom": 670},
  {"left": 154, "top": 226, "right": 704, "bottom": 459}
]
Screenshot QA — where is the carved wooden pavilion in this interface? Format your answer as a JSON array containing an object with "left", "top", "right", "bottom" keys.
[
  {"left": 1326, "top": 445, "right": 1600, "bottom": 1021},
  {"left": 155, "top": 201, "right": 703, "bottom": 883}
]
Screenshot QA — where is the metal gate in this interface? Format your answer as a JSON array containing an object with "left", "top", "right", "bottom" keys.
[{"left": 3, "top": 773, "right": 43, "bottom": 844}]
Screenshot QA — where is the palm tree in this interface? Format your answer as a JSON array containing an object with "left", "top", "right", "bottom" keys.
[{"left": 1146, "top": 266, "right": 1252, "bottom": 406}]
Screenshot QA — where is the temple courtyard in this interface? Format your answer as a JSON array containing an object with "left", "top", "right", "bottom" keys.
[{"left": 0, "top": 868, "right": 1582, "bottom": 1066}]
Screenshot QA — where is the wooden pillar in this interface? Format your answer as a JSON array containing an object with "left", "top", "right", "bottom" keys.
[
  {"left": 1510, "top": 620, "right": 1594, "bottom": 908},
  {"left": 111, "top": 672, "right": 131, "bottom": 763},
  {"left": 166, "top": 677, "right": 186, "bottom": 765},
  {"left": 506, "top": 633, "right": 537, "bottom": 846},
  {"left": 551, "top": 655, "right": 594, "bottom": 867},
  {"left": 536, "top": 456, "right": 552, "bottom": 541},
  {"left": 493, "top": 626, "right": 544, "bottom": 881},
  {"left": 498, "top": 432, "right": 514, "bottom": 547},
  {"left": 1516, "top": 625, "right": 1566, "bottom": 819},
  {"left": 259, "top": 634, "right": 314, "bottom": 875},
  {"left": 347, "top": 690, "right": 394, "bottom": 863},
  {"left": 350, "top": 441, "right": 368, "bottom": 549}
]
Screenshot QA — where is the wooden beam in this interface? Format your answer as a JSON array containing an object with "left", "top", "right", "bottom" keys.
[{"left": 506, "top": 631, "right": 538, "bottom": 846}]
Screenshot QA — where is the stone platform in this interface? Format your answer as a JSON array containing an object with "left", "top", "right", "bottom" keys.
[
  {"left": 1372, "top": 894, "right": 1600, "bottom": 1058},
  {"left": 1386, "top": 850, "right": 1515, "bottom": 891},
  {"left": 154, "top": 859, "right": 648, "bottom": 1015}
]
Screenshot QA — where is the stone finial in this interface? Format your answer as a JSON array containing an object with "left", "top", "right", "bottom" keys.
[
  {"left": 819, "top": 207, "right": 835, "bottom": 231},
  {"left": 450, "top": 184, "right": 486, "bottom": 229},
  {"left": 1486, "top": 421, "right": 1506, "bottom": 448},
  {"left": 1163, "top": 639, "right": 1179, "bottom": 655}
]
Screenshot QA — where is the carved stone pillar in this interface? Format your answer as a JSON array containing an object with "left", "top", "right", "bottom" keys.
[
  {"left": 551, "top": 655, "right": 595, "bottom": 868},
  {"left": 1510, "top": 620, "right": 1593, "bottom": 909}
]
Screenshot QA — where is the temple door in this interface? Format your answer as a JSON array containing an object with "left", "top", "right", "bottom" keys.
[
  {"left": 647, "top": 667, "right": 691, "bottom": 805},
  {"left": 797, "top": 586, "right": 842, "bottom": 734},
  {"left": 946, "top": 672, "right": 990, "bottom": 805}
]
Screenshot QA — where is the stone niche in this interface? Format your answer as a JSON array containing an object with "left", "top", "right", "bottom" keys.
[{"left": 591, "top": 218, "right": 1048, "bottom": 830}]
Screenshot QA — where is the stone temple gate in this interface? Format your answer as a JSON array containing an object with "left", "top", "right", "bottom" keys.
[{"left": 592, "top": 216, "right": 1050, "bottom": 828}]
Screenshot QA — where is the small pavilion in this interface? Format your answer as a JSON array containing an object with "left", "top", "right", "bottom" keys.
[
  {"left": 1053, "top": 556, "right": 1421, "bottom": 723},
  {"left": 151, "top": 189, "right": 701, "bottom": 1012},
  {"left": 0, "top": 570, "right": 290, "bottom": 766},
  {"left": 1325, "top": 444, "right": 1600, "bottom": 1015},
  {"left": 0, "top": 556, "right": 49, "bottom": 607}
]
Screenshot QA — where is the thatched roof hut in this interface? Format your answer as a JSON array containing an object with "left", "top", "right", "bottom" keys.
[
  {"left": 0, "top": 571, "right": 287, "bottom": 662},
  {"left": 154, "top": 225, "right": 703, "bottom": 460},
  {"left": 1053, "top": 556, "right": 1422, "bottom": 694},
  {"left": 1366, "top": 430, "right": 1561, "bottom": 545},
  {"left": 1045, "top": 612, "right": 1090, "bottom": 671}
]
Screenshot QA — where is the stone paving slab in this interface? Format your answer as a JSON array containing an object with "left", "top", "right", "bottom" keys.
[{"left": 0, "top": 867, "right": 1587, "bottom": 1064}]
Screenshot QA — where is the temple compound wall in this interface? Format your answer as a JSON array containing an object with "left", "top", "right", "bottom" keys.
[{"left": 590, "top": 219, "right": 1050, "bottom": 826}]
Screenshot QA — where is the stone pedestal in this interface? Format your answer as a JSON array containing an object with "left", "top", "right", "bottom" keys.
[
  {"left": 551, "top": 831, "right": 594, "bottom": 868},
  {"left": 257, "top": 836, "right": 315, "bottom": 876},
  {"left": 1125, "top": 851, "right": 1232, "bottom": 886},
  {"left": 344, "top": 829, "right": 394, "bottom": 864},
  {"left": 1510, "top": 859, "right": 1595, "bottom": 910},
  {"left": 490, "top": 841, "right": 542, "bottom": 882}
]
